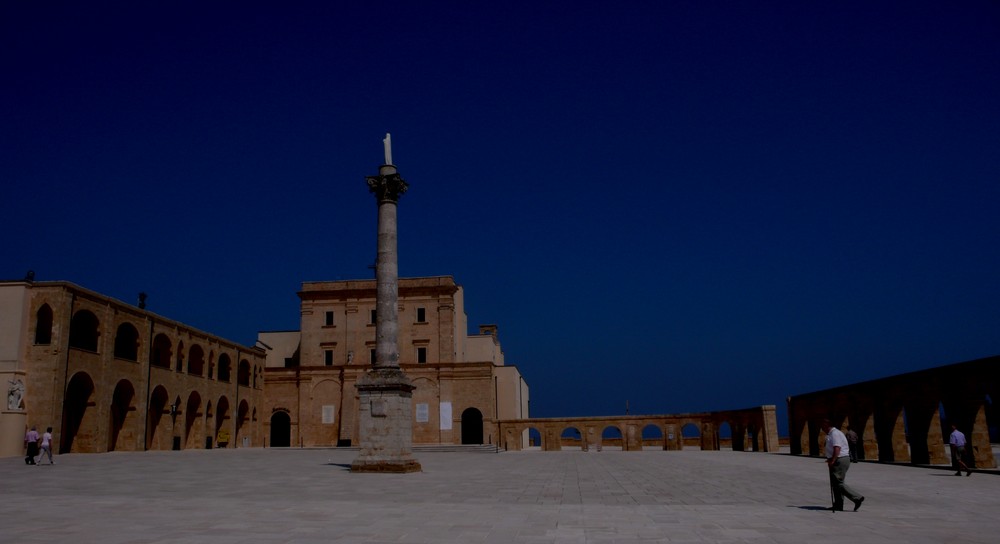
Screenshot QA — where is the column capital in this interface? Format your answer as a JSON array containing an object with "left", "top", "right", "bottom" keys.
[{"left": 366, "top": 172, "right": 408, "bottom": 203}]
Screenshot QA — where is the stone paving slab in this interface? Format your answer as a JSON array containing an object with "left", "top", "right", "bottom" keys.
[{"left": 1, "top": 448, "right": 998, "bottom": 543}]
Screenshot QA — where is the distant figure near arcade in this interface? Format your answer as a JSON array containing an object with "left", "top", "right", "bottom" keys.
[{"left": 351, "top": 134, "right": 421, "bottom": 473}]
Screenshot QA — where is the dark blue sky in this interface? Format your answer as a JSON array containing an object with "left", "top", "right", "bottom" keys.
[{"left": 3, "top": 2, "right": 999, "bottom": 430}]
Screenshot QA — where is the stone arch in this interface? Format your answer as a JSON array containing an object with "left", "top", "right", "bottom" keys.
[
  {"left": 60, "top": 371, "right": 95, "bottom": 454},
  {"left": 270, "top": 411, "right": 291, "bottom": 447},
  {"left": 526, "top": 426, "right": 542, "bottom": 449},
  {"left": 238, "top": 359, "right": 251, "bottom": 386},
  {"left": 745, "top": 420, "right": 760, "bottom": 452},
  {"left": 113, "top": 322, "right": 140, "bottom": 361},
  {"left": 69, "top": 309, "right": 99, "bottom": 352},
  {"left": 985, "top": 393, "right": 998, "bottom": 443},
  {"left": 109, "top": 379, "right": 137, "bottom": 451},
  {"left": 561, "top": 426, "right": 584, "bottom": 451},
  {"left": 184, "top": 391, "right": 203, "bottom": 449},
  {"left": 601, "top": 425, "right": 623, "bottom": 451},
  {"left": 35, "top": 303, "right": 53, "bottom": 345},
  {"left": 718, "top": 421, "right": 733, "bottom": 450},
  {"left": 151, "top": 334, "right": 172, "bottom": 369},
  {"left": 875, "top": 404, "right": 905, "bottom": 462},
  {"left": 188, "top": 344, "right": 205, "bottom": 376},
  {"left": 642, "top": 424, "right": 664, "bottom": 450},
  {"left": 146, "top": 385, "right": 170, "bottom": 451},
  {"left": 681, "top": 422, "right": 701, "bottom": 450},
  {"left": 460, "top": 407, "right": 484, "bottom": 444},
  {"left": 905, "top": 398, "right": 944, "bottom": 465},
  {"left": 215, "top": 396, "right": 231, "bottom": 447},
  {"left": 218, "top": 354, "right": 232, "bottom": 382}
]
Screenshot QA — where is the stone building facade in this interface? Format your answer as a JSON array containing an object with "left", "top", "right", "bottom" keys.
[
  {"left": 0, "top": 280, "right": 265, "bottom": 457},
  {"left": 259, "top": 276, "right": 530, "bottom": 448}
]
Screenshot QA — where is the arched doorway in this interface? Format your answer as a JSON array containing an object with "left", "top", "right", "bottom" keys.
[
  {"left": 109, "top": 379, "right": 136, "bottom": 451},
  {"left": 146, "top": 386, "right": 169, "bottom": 450},
  {"left": 460, "top": 407, "right": 483, "bottom": 444},
  {"left": 270, "top": 412, "right": 291, "bottom": 447},
  {"left": 236, "top": 400, "right": 250, "bottom": 447},
  {"left": 61, "top": 372, "right": 95, "bottom": 454},
  {"left": 185, "top": 392, "right": 203, "bottom": 449},
  {"left": 215, "top": 397, "right": 230, "bottom": 447}
]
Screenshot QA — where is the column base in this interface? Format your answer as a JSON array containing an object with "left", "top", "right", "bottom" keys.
[
  {"left": 352, "top": 367, "right": 421, "bottom": 474},
  {"left": 350, "top": 459, "right": 422, "bottom": 473}
]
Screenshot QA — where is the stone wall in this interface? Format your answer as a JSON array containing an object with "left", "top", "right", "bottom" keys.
[
  {"left": 787, "top": 355, "right": 998, "bottom": 468},
  {"left": 498, "top": 405, "right": 780, "bottom": 453}
]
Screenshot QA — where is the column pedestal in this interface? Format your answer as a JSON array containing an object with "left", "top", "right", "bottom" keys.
[{"left": 351, "top": 368, "right": 422, "bottom": 473}]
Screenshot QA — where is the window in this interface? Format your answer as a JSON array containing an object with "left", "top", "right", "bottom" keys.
[
  {"left": 325, "top": 349, "right": 333, "bottom": 366},
  {"left": 417, "top": 347, "right": 427, "bottom": 364},
  {"left": 113, "top": 323, "right": 140, "bottom": 361},
  {"left": 69, "top": 310, "right": 100, "bottom": 352},
  {"left": 34, "top": 304, "right": 53, "bottom": 345},
  {"left": 238, "top": 359, "right": 251, "bottom": 386},
  {"left": 416, "top": 307, "right": 426, "bottom": 323},
  {"left": 188, "top": 345, "right": 205, "bottom": 376},
  {"left": 370, "top": 309, "right": 377, "bottom": 324},
  {"left": 151, "top": 334, "right": 172, "bottom": 368},
  {"left": 370, "top": 349, "right": 376, "bottom": 365},
  {"left": 325, "top": 311, "right": 334, "bottom": 326},
  {"left": 218, "top": 354, "right": 232, "bottom": 382}
]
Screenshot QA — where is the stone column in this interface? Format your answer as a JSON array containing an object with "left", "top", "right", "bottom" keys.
[{"left": 351, "top": 159, "right": 421, "bottom": 473}]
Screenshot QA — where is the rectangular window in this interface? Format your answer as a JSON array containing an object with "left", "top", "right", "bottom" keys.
[
  {"left": 370, "top": 309, "right": 377, "bottom": 324},
  {"left": 325, "top": 350, "right": 333, "bottom": 366},
  {"left": 417, "top": 347, "right": 427, "bottom": 364},
  {"left": 325, "top": 311, "right": 334, "bottom": 326},
  {"left": 416, "top": 307, "right": 426, "bottom": 323},
  {"left": 370, "top": 349, "right": 376, "bottom": 365}
]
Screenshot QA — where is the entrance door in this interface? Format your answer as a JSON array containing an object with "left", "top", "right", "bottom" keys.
[
  {"left": 270, "top": 412, "right": 291, "bottom": 447},
  {"left": 461, "top": 407, "right": 484, "bottom": 444}
]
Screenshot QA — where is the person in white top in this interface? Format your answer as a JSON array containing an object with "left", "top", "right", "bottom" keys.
[
  {"left": 949, "top": 424, "right": 970, "bottom": 476},
  {"left": 36, "top": 426, "right": 54, "bottom": 465},
  {"left": 822, "top": 419, "right": 864, "bottom": 512}
]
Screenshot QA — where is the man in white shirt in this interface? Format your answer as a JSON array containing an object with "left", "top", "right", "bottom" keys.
[
  {"left": 949, "top": 424, "right": 971, "bottom": 476},
  {"left": 822, "top": 419, "right": 865, "bottom": 512}
]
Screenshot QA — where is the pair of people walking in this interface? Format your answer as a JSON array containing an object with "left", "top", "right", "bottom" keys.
[{"left": 24, "top": 426, "right": 54, "bottom": 465}]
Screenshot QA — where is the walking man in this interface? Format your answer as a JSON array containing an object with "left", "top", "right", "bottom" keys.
[
  {"left": 822, "top": 419, "right": 865, "bottom": 512},
  {"left": 845, "top": 425, "right": 859, "bottom": 462},
  {"left": 949, "top": 424, "right": 971, "bottom": 476},
  {"left": 24, "top": 425, "right": 39, "bottom": 465}
]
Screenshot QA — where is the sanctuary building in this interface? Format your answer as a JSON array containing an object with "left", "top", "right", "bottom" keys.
[
  {"left": 1, "top": 275, "right": 528, "bottom": 456},
  {"left": 259, "top": 275, "right": 530, "bottom": 448}
]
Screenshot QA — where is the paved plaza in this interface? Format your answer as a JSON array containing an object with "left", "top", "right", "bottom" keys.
[{"left": 2, "top": 448, "right": 998, "bottom": 543}]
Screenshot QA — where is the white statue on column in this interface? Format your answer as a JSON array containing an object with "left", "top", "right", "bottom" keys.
[{"left": 383, "top": 132, "right": 393, "bottom": 165}]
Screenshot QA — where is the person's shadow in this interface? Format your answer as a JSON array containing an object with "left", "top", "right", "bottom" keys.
[{"left": 793, "top": 505, "right": 834, "bottom": 511}]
